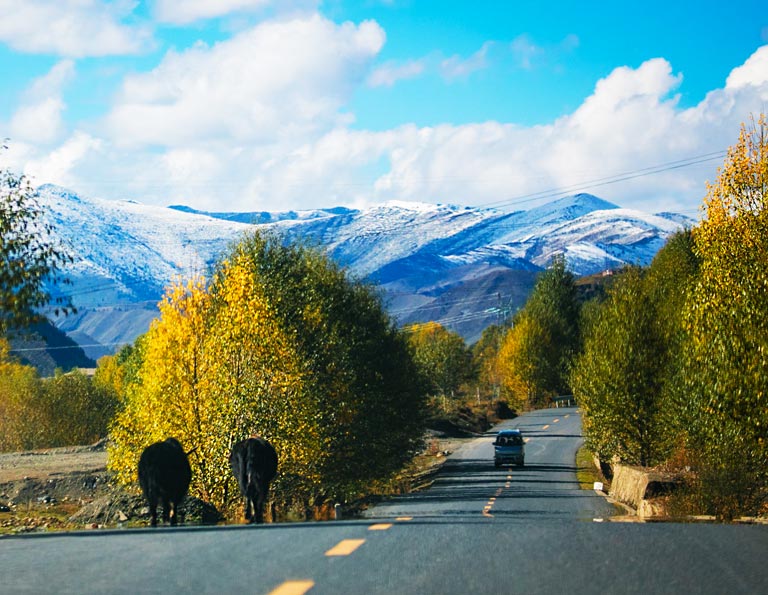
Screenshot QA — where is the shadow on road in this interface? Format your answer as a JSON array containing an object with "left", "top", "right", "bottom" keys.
[{"left": 375, "top": 458, "right": 589, "bottom": 507}]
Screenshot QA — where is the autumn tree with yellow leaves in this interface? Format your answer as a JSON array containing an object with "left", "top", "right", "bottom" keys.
[
  {"left": 108, "top": 232, "right": 427, "bottom": 516},
  {"left": 678, "top": 114, "right": 768, "bottom": 518}
]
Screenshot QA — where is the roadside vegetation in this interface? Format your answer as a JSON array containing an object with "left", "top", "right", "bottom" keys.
[
  {"left": 572, "top": 115, "right": 768, "bottom": 520},
  {"left": 1, "top": 116, "right": 766, "bottom": 525},
  {"left": 105, "top": 232, "right": 428, "bottom": 520}
]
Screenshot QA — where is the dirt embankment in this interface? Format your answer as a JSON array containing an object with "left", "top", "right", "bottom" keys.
[
  {"left": 0, "top": 442, "right": 113, "bottom": 533},
  {"left": 0, "top": 442, "right": 108, "bottom": 484}
]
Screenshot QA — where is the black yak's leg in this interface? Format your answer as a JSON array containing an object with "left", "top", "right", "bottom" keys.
[
  {"left": 255, "top": 484, "right": 267, "bottom": 523},
  {"left": 162, "top": 497, "right": 171, "bottom": 525},
  {"left": 149, "top": 498, "right": 158, "bottom": 527},
  {"left": 244, "top": 497, "right": 252, "bottom": 522},
  {"left": 245, "top": 481, "right": 257, "bottom": 522},
  {"left": 177, "top": 499, "right": 185, "bottom": 525}
]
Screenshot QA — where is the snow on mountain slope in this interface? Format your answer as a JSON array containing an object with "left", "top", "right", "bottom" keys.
[
  {"left": 272, "top": 200, "right": 494, "bottom": 277},
  {"left": 168, "top": 204, "right": 354, "bottom": 224},
  {"left": 39, "top": 185, "right": 250, "bottom": 307},
  {"left": 35, "top": 186, "right": 692, "bottom": 352}
]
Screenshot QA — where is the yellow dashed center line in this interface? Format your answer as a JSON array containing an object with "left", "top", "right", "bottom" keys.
[
  {"left": 325, "top": 539, "right": 365, "bottom": 556},
  {"left": 484, "top": 469, "right": 517, "bottom": 517},
  {"left": 524, "top": 437, "right": 530, "bottom": 443},
  {"left": 279, "top": 519, "right": 401, "bottom": 592},
  {"left": 543, "top": 424, "right": 550, "bottom": 430},
  {"left": 268, "top": 580, "right": 315, "bottom": 595},
  {"left": 553, "top": 418, "right": 560, "bottom": 423},
  {"left": 564, "top": 414, "right": 570, "bottom": 419}
]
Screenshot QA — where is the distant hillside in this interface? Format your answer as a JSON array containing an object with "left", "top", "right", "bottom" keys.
[{"left": 9, "top": 321, "right": 96, "bottom": 377}]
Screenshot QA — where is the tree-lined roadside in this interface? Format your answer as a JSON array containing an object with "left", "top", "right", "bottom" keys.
[
  {"left": 574, "top": 116, "right": 767, "bottom": 519},
  {"left": 463, "top": 115, "right": 768, "bottom": 520}
]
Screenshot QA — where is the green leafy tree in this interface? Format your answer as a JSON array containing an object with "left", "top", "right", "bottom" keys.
[
  {"left": 523, "top": 255, "right": 581, "bottom": 395},
  {"left": 227, "top": 232, "right": 427, "bottom": 494},
  {"left": 407, "top": 321, "right": 471, "bottom": 399},
  {"left": 0, "top": 167, "right": 73, "bottom": 334},
  {"left": 36, "top": 369, "right": 117, "bottom": 447},
  {"left": 571, "top": 267, "right": 668, "bottom": 466},
  {"left": 572, "top": 232, "right": 699, "bottom": 467},
  {"left": 497, "top": 255, "right": 581, "bottom": 408},
  {"left": 643, "top": 230, "right": 700, "bottom": 445},
  {"left": 679, "top": 114, "right": 768, "bottom": 518}
]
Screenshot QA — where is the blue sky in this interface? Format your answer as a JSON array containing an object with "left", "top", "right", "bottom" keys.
[{"left": 1, "top": 1, "right": 766, "bottom": 216}]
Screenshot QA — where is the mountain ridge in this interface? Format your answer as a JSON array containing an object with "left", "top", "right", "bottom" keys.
[{"left": 35, "top": 185, "right": 692, "bottom": 358}]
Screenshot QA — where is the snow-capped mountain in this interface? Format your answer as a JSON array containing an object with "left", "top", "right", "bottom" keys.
[{"left": 38, "top": 185, "right": 691, "bottom": 357}]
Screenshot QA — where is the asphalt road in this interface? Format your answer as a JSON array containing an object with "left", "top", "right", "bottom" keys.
[
  {"left": 2, "top": 408, "right": 767, "bottom": 595},
  {"left": 363, "top": 407, "right": 617, "bottom": 521}
]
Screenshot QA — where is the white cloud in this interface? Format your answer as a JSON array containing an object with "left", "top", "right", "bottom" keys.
[
  {"left": 24, "top": 131, "right": 102, "bottom": 187},
  {"left": 365, "top": 48, "right": 768, "bottom": 214},
  {"left": 104, "top": 14, "right": 385, "bottom": 147},
  {"left": 510, "top": 34, "right": 542, "bottom": 70},
  {"left": 509, "top": 33, "right": 579, "bottom": 71},
  {"left": 368, "top": 59, "right": 425, "bottom": 87},
  {"left": 560, "top": 34, "right": 580, "bottom": 52},
  {"left": 152, "top": 0, "right": 319, "bottom": 25},
  {"left": 726, "top": 45, "right": 768, "bottom": 88},
  {"left": 0, "top": 0, "right": 151, "bottom": 57},
  {"left": 154, "top": 0, "right": 266, "bottom": 24},
  {"left": 13, "top": 31, "right": 768, "bottom": 218},
  {"left": 441, "top": 42, "right": 492, "bottom": 80},
  {"left": 10, "top": 61, "right": 75, "bottom": 144}
]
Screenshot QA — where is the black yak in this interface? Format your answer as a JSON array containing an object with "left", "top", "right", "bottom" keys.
[
  {"left": 138, "top": 437, "right": 192, "bottom": 527},
  {"left": 229, "top": 436, "right": 278, "bottom": 523}
]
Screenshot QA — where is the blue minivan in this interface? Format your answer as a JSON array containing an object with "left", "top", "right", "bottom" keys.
[{"left": 493, "top": 429, "right": 525, "bottom": 467}]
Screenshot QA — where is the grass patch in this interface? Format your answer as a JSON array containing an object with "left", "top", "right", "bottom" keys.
[
  {"left": 575, "top": 444, "right": 608, "bottom": 491},
  {"left": 0, "top": 502, "right": 81, "bottom": 534}
]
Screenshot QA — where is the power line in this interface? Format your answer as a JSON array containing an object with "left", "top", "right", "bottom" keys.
[
  {"left": 388, "top": 293, "right": 508, "bottom": 315},
  {"left": 476, "top": 151, "right": 727, "bottom": 210},
  {"left": 9, "top": 342, "right": 130, "bottom": 354},
  {"left": 292, "top": 151, "right": 722, "bottom": 243}
]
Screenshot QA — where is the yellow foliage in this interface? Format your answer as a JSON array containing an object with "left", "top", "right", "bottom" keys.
[
  {"left": 682, "top": 113, "right": 768, "bottom": 485},
  {"left": 0, "top": 339, "right": 41, "bottom": 451},
  {"left": 496, "top": 315, "right": 549, "bottom": 410},
  {"left": 108, "top": 266, "right": 324, "bottom": 513},
  {"left": 406, "top": 322, "right": 469, "bottom": 398},
  {"left": 109, "top": 231, "right": 427, "bottom": 515}
]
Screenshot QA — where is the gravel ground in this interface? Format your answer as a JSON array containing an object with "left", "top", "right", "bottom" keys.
[
  {"left": 0, "top": 442, "right": 107, "bottom": 484},
  {"left": 0, "top": 432, "right": 478, "bottom": 533}
]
